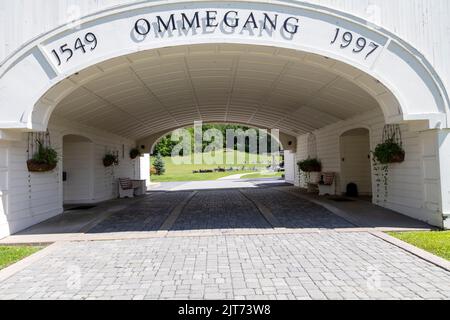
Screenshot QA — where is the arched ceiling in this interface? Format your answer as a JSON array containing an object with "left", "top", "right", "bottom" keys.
[{"left": 50, "top": 44, "right": 380, "bottom": 139}]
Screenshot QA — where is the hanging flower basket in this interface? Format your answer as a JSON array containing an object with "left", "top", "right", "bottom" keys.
[
  {"left": 129, "top": 148, "right": 141, "bottom": 160},
  {"left": 373, "top": 139, "right": 405, "bottom": 164},
  {"left": 103, "top": 154, "right": 118, "bottom": 167},
  {"left": 27, "top": 160, "right": 57, "bottom": 173},
  {"left": 27, "top": 139, "right": 58, "bottom": 173},
  {"left": 297, "top": 158, "right": 322, "bottom": 173},
  {"left": 390, "top": 151, "right": 405, "bottom": 163}
]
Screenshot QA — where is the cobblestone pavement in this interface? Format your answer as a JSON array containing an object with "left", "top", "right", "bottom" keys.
[
  {"left": 89, "top": 192, "right": 192, "bottom": 233},
  {"left": 243, "top": 189, "right": 354, "bottom": 229},
  {"left": 171, "top": 190, "right": 271, "bottom": 231},
  {"left": 0, "top": 232, "right": 449, "bottom": 300},
  {"left": 1, "top": 188, "right": 449, "bottom": 300}
]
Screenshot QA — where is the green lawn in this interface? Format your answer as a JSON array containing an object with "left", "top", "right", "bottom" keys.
[
  {"left": 387, "top": 231, "right": 450, "bottom": 261},
  {"left": 151, "top": 151, "right": 279, "bottom": 182},
  {"left": 0, "top": 246, "right": 43, "bottom": 270},
  {"left": 241, "top": 172, "right": 284, "bottom": 179}
]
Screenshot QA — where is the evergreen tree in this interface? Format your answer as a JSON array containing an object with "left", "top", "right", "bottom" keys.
[{"left": 153, "top": 153, "right": 166, "bottom": 175}]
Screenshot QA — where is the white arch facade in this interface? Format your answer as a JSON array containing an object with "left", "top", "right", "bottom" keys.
[
  {"left": 0, "top": 1, "right": 448, "bottom": 132},
  {"left": 0, "top": 0, "right": 450, "bottom": 238}
]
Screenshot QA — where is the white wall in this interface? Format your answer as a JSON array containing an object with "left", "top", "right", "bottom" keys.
[
  {"left": 296, "top": 108, "right": 443, "bottom": 227},
  {"left": 0, "top": 115, "right": 140, "bottom": 239},
  {"left": 1, "top": 0, "right": 449, "bottom": 100}
]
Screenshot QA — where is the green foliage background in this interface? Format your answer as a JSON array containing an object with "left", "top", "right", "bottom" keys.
[{"left": 154, "top": 124, "right": 278, "bottom": 157}]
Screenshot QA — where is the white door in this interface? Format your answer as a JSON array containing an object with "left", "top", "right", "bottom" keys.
[{"left": 340, "top": 130, "right": 372, "bottom": 195}]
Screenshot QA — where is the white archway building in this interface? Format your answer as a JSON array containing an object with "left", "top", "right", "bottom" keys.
[{"left": 0, "top": 0, "right": 449, "bottom": 237}]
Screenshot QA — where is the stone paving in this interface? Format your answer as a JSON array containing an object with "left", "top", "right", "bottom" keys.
[
  {"left": 171, "top": 190, "right": 271, "bottom": 231},
  {"left": 243, "top": 189, "right": 354, "bottom": 229},
  {"left": 0, "top": 232, "right": 449, "bottom": 300},
  {"left": 89, "top": 192, "right": 191, "bottom": 233},
  {"left": 0, "top": 187, "right": 449, "bottom": 300}
]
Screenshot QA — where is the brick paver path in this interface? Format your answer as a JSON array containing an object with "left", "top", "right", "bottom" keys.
[
  {"left": 0, "top": 188, "right": 449, "bottom": 300},
  {"left": 243, "top": 189, "right": 353, "bottom": 229},
  {"left": 89, "top": 192, "right": 192, "bottom": 233},
  {"left": 171, "top": 190, "right": 271, "bottom": 231}
]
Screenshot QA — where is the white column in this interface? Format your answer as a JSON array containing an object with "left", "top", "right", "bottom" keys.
[
  {"left": 0, "top": 141, "right": 9, "bottom": 239},
  {"left": 436, "top": 129, "right": 450, "bottom": 229},
  {"left": 284, "top": 151, "right": 296, "bottom": 184},
  {"left": 140, "top": 153, "right": 151, "bottom": 189},
  {"left": 420, "top": 129, "right": 450, "bottom": 229}
]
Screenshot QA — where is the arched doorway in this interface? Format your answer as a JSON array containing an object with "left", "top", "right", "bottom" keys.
[
  {"left": 0, "top": 0, "right": 448, "bottom": 236},
  {"left": 62, "top": 134, "right": 95, "bottom": 204},
  {"left": 339, "top": 128, "right": 372, "bottom": 197}
]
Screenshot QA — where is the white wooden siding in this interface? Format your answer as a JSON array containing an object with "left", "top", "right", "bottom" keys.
[
  {"left": 296, "top": 108, "right": 440, "bottom": 226},
  {"left": 1, "top": 115, "right": 139, "bottom": 237}
]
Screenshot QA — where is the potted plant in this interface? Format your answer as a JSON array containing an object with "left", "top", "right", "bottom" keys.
[
  {"left": 373, "top": 138, "right": 405, "bottom": 164},
  {"left": 129, "top": 148, "right": 141, "bottom": 160},
  {"left": 27, "top": 140, "right": 58, "bottom": 173},
  {"left": 103, "top": 153, "right": 118, "bottom": 167},
  {"left": 297, "top": 158, "right": 322, "bottom": 173}
]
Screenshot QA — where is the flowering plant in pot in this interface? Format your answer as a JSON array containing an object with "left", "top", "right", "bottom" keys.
[
  {"left": 129, "top": 148, "right": 141, "bottom": 160},
  {"left": 27, "top": 140, "right": 58, "bottom": 173},
  {"left": 103, "top": 153, "right": 118, "bottom": 167},
  {"left": 297, "top": 158, "right": 322, "bottom": 173},
  {"left": 372, "top": 137, "right": 405, "bottom": 205},
  {"left": 373, "top": 138, "right": 405, "bottom": 164},
  {"left": 297, "top": 158, "right": 322, "bottom": 188}
]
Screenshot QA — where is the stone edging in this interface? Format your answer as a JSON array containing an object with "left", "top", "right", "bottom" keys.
[
  {"left": 0, "top": 242, "right": 64, "bottom": 283},
  {"left": 369, "top": 231, "right": 450, "bottom": 272}
]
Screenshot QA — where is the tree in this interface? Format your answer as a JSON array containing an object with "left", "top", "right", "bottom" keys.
[
  {"left": 153, "top": 153, "right": 166, "bottom": 175},
  {"left": 154, "top": 136, "right": 177, "bottom": 157}
]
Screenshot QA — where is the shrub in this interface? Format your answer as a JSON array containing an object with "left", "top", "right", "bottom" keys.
[{"left": 153, "top": 153, "right": 166, "bottom": 175}]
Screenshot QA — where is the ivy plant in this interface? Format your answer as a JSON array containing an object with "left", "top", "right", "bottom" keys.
[{"left": 372, "top": 138, "right": 405, "bottom": 204}]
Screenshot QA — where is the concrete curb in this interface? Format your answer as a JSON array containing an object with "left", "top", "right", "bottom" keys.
[
  {"left": 370, "top": 231, "right": 450, "bottom": 272},
  {"left": 0, "top": 227, "right": 386, "bottom": 245},
  {"left": 0, "top": 242, "right": 64, "bottom": 283}
]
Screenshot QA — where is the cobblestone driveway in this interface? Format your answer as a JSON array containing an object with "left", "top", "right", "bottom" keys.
[
  {"left": 0, "top": 188, "right": 449, "bottom": 300},
  {"left": 0, "top": 232, "right": 449, "bottom": 300},
  {"left": 89, "top": 192, "right": 192, "bottom": 233},
  {"left": 171, "top": 190, "right": 271, "bottom": 231},
  {"left": 243, "top": 189, "right": 353, "bottom": 229}
]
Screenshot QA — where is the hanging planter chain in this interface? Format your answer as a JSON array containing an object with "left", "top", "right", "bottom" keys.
[
  {"left": 382, "top": 124, "right": 402, "bottom": 146},
  {"left": 27, "top": 130, "right": 57, "bottom": 173},
  {"left": 373, "top": 124, "right": 405, "bottom": 204},
  {"left": 27, "top": 130, "right": 51, "bottom": 160}
]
